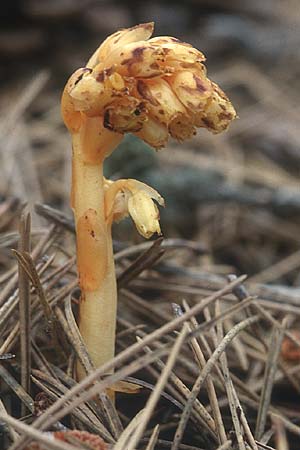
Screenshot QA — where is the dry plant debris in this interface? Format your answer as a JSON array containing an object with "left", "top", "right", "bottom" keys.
[{"left": 0, "top": 204, "right": 299, "bottom": 449}]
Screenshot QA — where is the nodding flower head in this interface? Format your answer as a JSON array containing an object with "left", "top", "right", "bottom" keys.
[{"left": 62, "top": 22, "right": 236, "bottom": 151}]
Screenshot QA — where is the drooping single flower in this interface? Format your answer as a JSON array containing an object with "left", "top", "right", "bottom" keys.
[{"left": 104, "top": 178, "right": 164, "bottom": 238}]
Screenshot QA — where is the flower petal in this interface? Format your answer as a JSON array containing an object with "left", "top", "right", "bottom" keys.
[
  {"left": 134, "top": 116, "right": 169, "bottom": 149},
  {"left": 128, "top": 179, "right": 165, "bottom": 206},
  {"left": 150, "top": 37, "right": 206, "bottom": 65},
  {"left": 67, "top": 74, "right": 106, "bottom": 115},
  {"left": 169, "top": 113, "right": 196, "bottom": 141},
  {"left": 104, "top": 178, "right": 164, "bottom": 231},
  {"left": 136, "top": 78, "right": 187, "bottom": 124},
  {"left": 196, "top": 82, "right": 237, "bottom": 133},
  {"left": 128, "top": 190, "right": 161, "bottom": 238},
  {"left": 88, "top": 22, "right": 155, "bottom": 67},
  {"left": 68, "top": 69, "right": 129, "bottom": 117},
  {"left": 103, "top": 42, "right": 166, "bottom": 78},
  {"left": 167, "top": 69, "right": 211, "bottom": 113},
  {"left": 103, "top": 97, "right": 147, "bottom": 133},
  {"left": 149, "top": 36, "right": 191, "bottom": 46}
]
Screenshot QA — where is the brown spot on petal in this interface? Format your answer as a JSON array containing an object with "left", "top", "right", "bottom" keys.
[
  {"left": 96, "top": 66, "right": 114, "bottom": 82},
  {"left": 181, "top": 85, "right": 195, "bottom": 95},
  {"left": 169, "top": 114, "right": 196, "bottom": 141},
  {"left": 134, "top": 103, "right": 146, "bottom": 116},
  {"left": 137, "top": 80, "right": 159, "bottom": 106},
  {"left": 132, "top": 46, "right": 145, "bottom": 60},
  {"left": 106, "top": 66, "right": 114, "bottom": 77},
  {"left": 150, "top": 62, "right": 160, "bottom": 70},
  {"left": 103, "top": 110, "right": 113, "bottom": 130},
  {"left": 103, "top": 98, "right": 146, "bottom": 133},
  {"left": 218, "top": 112, "right": 234, "bottom": 121},
  {"left": 202, "top": 117, "right": 215, "bottom": 129},
  {"left": 194, "top": 74, "right": 208, "bottom": 93},
  {"left": 74, "top": 68, "right": 92, "bottom": 86},
  {"left": 180, "top": 62, "right": 199, "bottom": 69},
  {"left": 96, "top": 71, "right": 105, "bottom": 82},
  {"left": 122, "top": 46, "right": 145, "bottom": 67},
  {"left": 113, "top": 32, "right": 123, "bottom": 45}
]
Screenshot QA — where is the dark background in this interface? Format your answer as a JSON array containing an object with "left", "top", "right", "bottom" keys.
[{"left": 1, "top": 0, "right": 300, "bottom": 282}]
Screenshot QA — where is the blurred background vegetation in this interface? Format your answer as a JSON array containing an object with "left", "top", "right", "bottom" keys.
[{"left": 0, "top": 0, "right": 300, "bottom": 282}]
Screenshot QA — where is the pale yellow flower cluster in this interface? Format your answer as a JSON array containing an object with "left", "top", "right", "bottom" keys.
[
  {"left": 62, "top": 22, "right": 236, "bottom": 239},
  {"left": 63, "top": 22, "right": 236, "bottom": 150}
]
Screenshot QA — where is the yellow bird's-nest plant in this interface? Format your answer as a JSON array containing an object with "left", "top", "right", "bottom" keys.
[{"left": 61, "top": 22, "right": 236, "bottom": 379}]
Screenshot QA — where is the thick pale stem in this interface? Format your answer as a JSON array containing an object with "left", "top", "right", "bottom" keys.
[{"left": 71, "top": 122, "right": 120, "bottom": 379}]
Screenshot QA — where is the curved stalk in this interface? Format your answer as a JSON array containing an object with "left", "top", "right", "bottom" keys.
[{"left": 71, "top": 118, "right": 121, "bottom": 379}]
